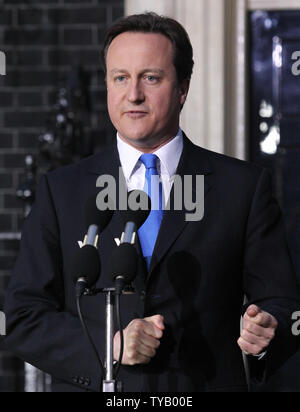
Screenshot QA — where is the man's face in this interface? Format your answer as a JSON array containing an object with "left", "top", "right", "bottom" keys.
[{"left": 106, "top": 32, "right": 189, "bottom": 150}]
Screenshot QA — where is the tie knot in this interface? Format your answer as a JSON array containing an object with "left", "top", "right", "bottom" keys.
[{"left": 139, "top": 154, "right": 159, "bottom": 171}]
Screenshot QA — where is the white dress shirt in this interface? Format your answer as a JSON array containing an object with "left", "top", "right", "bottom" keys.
[{"left": 117, "top": 129, "right": 183, "bottom": 207}]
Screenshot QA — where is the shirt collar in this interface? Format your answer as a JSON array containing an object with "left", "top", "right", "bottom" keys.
[
  {"left": 154, "top": 129, "right": 183, "bottom": 177},
  {"left": 117, "top": 135, "right": 144, "bottom": 182},
  {"left": 117, "top": 128, "right": 183, "bottom": 181}
]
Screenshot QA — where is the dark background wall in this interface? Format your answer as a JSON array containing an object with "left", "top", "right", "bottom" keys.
[{"left": 0, "top": 0, "right": 124, "bottom": 392}]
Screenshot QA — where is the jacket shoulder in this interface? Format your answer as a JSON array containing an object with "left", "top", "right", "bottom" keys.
[
  {"left": 46, "top": 145, "right": 116, "bottom": 183},
  {"left": 194, "top": 144, "right": 265, "bottom": 183},
  {"left": 202, "top": 146, "right": 261, "bottom": 171}
]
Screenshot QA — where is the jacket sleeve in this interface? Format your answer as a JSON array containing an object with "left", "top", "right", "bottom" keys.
[
  {"left": 3, "top": 174, "right": 104, "bottom": 392},
  {"left": 243, "top": 168, "right": 300, "bottom": 381}
]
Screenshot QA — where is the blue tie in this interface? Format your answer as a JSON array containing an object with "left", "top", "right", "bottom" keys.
[{"left": 138, "top": 154, "right": 164, "bottom": 270}]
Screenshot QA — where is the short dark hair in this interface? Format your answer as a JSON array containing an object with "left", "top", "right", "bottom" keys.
[{"left": 101, "top": 12, "right": 194, "bottom": 84}]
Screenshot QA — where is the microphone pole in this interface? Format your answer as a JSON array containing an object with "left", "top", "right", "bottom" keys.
[
  {"left": 103, "top": 243, "right": 139, "bottom": 393},
  {"left": 102, "top": 191, "right": 151, "bottom": 392},
  {"left": 103, "top": 288, "right": 116, "bottom": 392}
]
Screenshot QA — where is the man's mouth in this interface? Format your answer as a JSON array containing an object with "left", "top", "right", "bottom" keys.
[{"left": 124, "top": 111, "right": 148, "bottom": 118}]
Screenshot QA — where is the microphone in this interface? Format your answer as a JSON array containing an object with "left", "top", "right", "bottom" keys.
[
  {"left": 72, "top": 245, "right": 105, "bottom": 377},
  {"left": 119, "top": 190, "right": 151, "bottom": 244},
  {"left": 83, "top": 194, "right": 114, "bottom": 248},
  {"left": 108, "top": 243, "right": 138, "bottom": 295},
  {"left": 72, "top": 245, "right": 101, "bottom": 297}
]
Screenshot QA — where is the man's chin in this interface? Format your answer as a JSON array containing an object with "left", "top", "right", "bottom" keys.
[{"left": 118, "top": 133, "right": 153, "bottom": 149}]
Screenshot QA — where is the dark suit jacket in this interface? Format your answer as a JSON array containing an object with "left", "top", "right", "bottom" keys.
[{"left": 4, "top": 135, "right": 300, "bottom": 392}]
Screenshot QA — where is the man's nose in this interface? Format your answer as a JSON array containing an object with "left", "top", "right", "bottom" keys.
[{"left": 127, "top": 79, "right": 145, "bottom": 104}]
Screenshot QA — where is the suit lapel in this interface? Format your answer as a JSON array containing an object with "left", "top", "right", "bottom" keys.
[{"left": 148, "top": 135, "right": 214, "bottom": 276}]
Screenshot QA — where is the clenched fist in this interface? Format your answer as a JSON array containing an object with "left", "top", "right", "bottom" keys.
[
  {"left": 238, "top": 304, "right": 278, "bottom": 356},
  {"left": 114, "top": 315, "right": 165, "bottom": 365}
]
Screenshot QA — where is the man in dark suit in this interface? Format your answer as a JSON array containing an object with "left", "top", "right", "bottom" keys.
[{"left": 4, "top": 13, "right": 300, "bottom": 392}]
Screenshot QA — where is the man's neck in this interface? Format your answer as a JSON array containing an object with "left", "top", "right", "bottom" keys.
[{"left": 117, "top": 133, "right": 178, "bottom": 154}]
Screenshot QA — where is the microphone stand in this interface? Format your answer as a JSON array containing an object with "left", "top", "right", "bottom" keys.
[
  {"left": 77, "top": 232, "right": 138, "bottom": 392},
  {"left": 102, "top": 288, "right": 116, "bottom": 393},
  {"left": 82, "top": 286, "right": 130, "bottom": 393}
]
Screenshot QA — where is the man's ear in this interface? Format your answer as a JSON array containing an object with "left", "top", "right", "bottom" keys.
[{"left": 179, "top": 78, "right": 190, "bottom": 106}]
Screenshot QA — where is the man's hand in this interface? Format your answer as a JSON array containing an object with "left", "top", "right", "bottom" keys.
[
  {"left": 238, "top": 304, "right": 278, "bottom": 356},
  {"left": 114, "top": 315, "right": 165, "bottom": 365}
]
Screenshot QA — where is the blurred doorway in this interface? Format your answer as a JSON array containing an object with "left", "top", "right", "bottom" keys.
[
  {"left": 249, "top": 10, "right": 300, "bottom": 284},
  {"left": 249, "top": 9, "right": 300, "bottom": 391}
]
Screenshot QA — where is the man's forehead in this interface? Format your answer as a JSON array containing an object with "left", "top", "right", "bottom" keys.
[
  {"left": 107, "top": 31, "right": 173, "bottom": 52},
  {"left": 106, "top": 32, "right": 175, "bottom": 77}
]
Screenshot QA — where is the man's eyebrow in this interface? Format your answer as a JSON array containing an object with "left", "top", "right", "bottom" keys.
[
  {"left": 110, "top": 69, "right": 129, "bottom": 75},
  {"left": 141, "top": 69, "right": 165, "bottom": 75},
  {"left": 109, "top": 68, "right": 165, "bottom": 75}
]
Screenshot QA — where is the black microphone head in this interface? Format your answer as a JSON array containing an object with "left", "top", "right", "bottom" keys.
[
  {"left": 108, "top": 243, "right": 138, "bottom": 285},
  {"left": 119, "top": 190, "right": 151, "bottom": 229},
  {"left": 71, "top": 245, "right": 101, "bottom": 288},
  {"left": 85, "top": 193, "right": 114, "bottom": 231}
]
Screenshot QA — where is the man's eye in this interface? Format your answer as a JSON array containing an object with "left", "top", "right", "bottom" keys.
[
  {"left": 115, "top": 76, "right": 126, "bottom": 82},
  {"left": 145, "top": 76, "right": 159, "bottom": 83}
]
